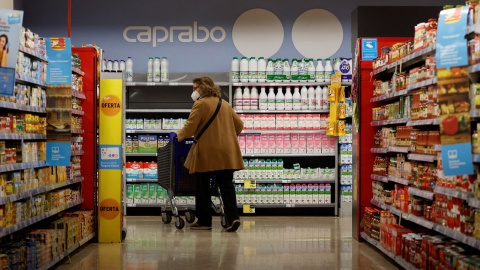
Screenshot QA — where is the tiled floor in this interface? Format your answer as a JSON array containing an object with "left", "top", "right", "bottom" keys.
[{"left": 55, "top": 216, "right": 400, "bottom": 270}]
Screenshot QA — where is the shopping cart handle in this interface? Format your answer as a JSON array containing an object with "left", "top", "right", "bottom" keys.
[{"left": 170, "top": 132, "right": 178, "bottom": 140}]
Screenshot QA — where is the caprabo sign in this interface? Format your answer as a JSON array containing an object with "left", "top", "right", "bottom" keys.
[{"left": 123, "top": 21, "right": 226, "bottom": 47}]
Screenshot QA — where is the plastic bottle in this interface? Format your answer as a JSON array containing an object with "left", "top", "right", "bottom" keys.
[
  {"left": 291, "top": 59, "right": 299, "bottom": 82},
  {"left": 161, "top": 57, "right": 169, "bottom": 82},
  {"left": 322, "top": 86, "right": 329, "bottom": 110},
  {"left": 315, "top": 86, "right": 322, "bottom": 110},
  {"left": 293, "top": 86, "right": 301, "bottom": 110},
  {"left": 307, "top": 59, "right": 316, "bottom": 82},
  {"left": 233, "top": 87, "right": 243, "bottom": 110},
  {"left": 257, "top": 57, "right": 266, "bottom": 83},
  {"left": 301, "top": 86, "right": 308, "bottom": 110},
  {"left": 125, "top": 57, "right": 133, "bottom": 82},
  {"left": 113, "top": 60, "right": 119, "bottom": 71},
  {"left": 120, "top": 60, "right": 126, "bottom": 71},
  {"left": 280, "top": 87, "right": 290, "bottom": 111},
  {"left": 147, "top": 57, "right": 154, "bottom": 82},
  {"left": 315, "top": 59, "right": 324, "bottom": 82},
  {"left": 333, "top": 58, "right": 341, "bottom": 74},
  {"left": 249, "top": 57, "right": 258, "bottom": 82},
  {"left": 274, "top": 59, "right": 283, "bottom": 82},
  {"left": 231, "top": 57, "right": 240, "bottom": 82},
  {"left": 107, "top": 60, "right": 113, "bottom": 72},
  {"left": 102, "top": 59, "right": 106, "bottom": 71},
  {"left": 243, "top": 86, "right": 251, "bottom": 110},
  {"left": 240, "top": 57, "right": 249, "bottom": 82},
  {"left": 276, "top": 87, "right": 285, "bottom": 111},
  {"left": 324, "top": 59, "right": 333, "bottom": 83},
  {"left": 251, "top": 86, "right": 259, "bottom": 110},
  {"left": 266, "top": 59, "right": 274, "bottom": 82},
  {"left": 299, "top": 59, "right": 307, "bottom": 82},
  {"left": 153, "top": 57, "right": 161, "bottom": 82},
  {"left": 308, "top": 86, "right": 316, "bottom": 110},
  {"left": 259, "top": 86, "right": 268, "bottom": 110},
  {"left": 268, "top": 87, "right": 276, "bottom": 111},
  {"left": 283, "top": 59, "right": 291, "bottom": 82}
]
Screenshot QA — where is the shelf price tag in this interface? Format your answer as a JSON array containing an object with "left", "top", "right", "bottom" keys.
[
  {"left": 244, "top": 180, "right": 256, "bottom": 189},
  {"left": 146, "top": 82, "right": 155, "bottom": 86},
  {"left": 243, "top": 204, "right": 255, "bottom": 213},
  {"left": 286, "top": 204, "right": 295, "bottom": 208},
  {"left": 169, "top": 82, "right": 178, "bottom": 86}
]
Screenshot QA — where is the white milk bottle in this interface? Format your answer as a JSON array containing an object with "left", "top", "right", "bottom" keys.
[
  {"left": 283, "top": 59, "right": 291, "bottom": 82},
  {"left": 102, "top": 58, "right": 106, "bottom": 71},
  {"left": 266, "top": 59, "right": 274, "bottom": 82},
  {"left": 308, "top": 86, "right": 316, "bottom": 110},
  {"left": 243, "top": 86, "right": 251, "bottom": 110},
  {"left": 231, "top": 57, "right": 240, "bottom": 82},
  {"left": 315, "top": 86, "right": 322, "bottom": 110},
  {"left": 249, "top": 57, "right": 258, "bottom": 82},
  {"left": 301, "top": 86, "right": 308, "bottom": 110},
  {"left": 259, "top": 86, "right": 268, "bottom": 110},
  {"left": 258, "top": 57, "right": 266, "bottom": 82},
  {"left": 333, "top": 58, "right": 341, "bottom": 74},
  {"left": 126, "top": 57, "right": 133, "bottom": 82},
  {"left": 293, "top": 86, "right": 301, "bottom": 110},
  {"left": 316, "top": 59, "right": 324, "bottom": 82},
  {"left": 147, "top": 57, "right": 153, "bottom": 82},
  {"left": 285, "top": 86, "right": 293, "bottom": 110},
  {"left": 233, "top": 87, "right": 243, "bottom": 110},
  {"left": 161, "top": 57, "right": 169, "bottom": 81},
  {"left": 113, "top": 60, "right": 119, "bottom": 71},
  {"left": 120, "top": 60, "right": 126, "bottom": 71},
  {"left": 153, "top": 57, "right": 161, "bottom": 82},
  {"left": 322, "top": 86, "right": 329, "bottom": 110},
  {"left": 251, "top": 86, "right": 259, "bottom": 110},
  {"left": 299, "top": 59, "right": 307, "bottom": 82},
  {"left": 240, "top": 57, "right": 249, "bottom": 82},
  {"left": 324, "top": 59, "right": 333, "bottom": 84},
  {"left": 307, "top": 59, "right": 316, "bottom": 82},
  {"left": 274, "top": 59, "right": 283, "bottom": 82},
  {"left": 291, "top": 59, "right": 299, "bottom": 82},
  {"left": 268, "top": 87, "right": 276, "bottom": 111},
  {"left": 276, "top": 87, "right": 285, "bottom": 111},
  {"left": 107, "top": 60, "right": 113, "bottom": 72}
]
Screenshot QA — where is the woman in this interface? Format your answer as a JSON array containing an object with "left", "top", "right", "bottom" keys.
[
  {"left": 177, "top": 76, "right": 244, "bottom": 232},
  {"left": 0, "top": 34, "right": 8, "bottom": 67}
]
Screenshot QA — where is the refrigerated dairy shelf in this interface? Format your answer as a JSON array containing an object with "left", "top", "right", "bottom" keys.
[
  {"left": 408, "top": 187, "right": 435, "bottom": 200},
  {"left": 238, "top": 203, "right": 335, "bottom": 208},
  {"left": 242, "top": 153, "right": 335, "bottom": 157},
  {"left": 0, "top": 133, "right": 46, "bottom": 140},
  {"left": 126, "top": 109, "right": 190, "bottom": 113},
  {"left": 126, "top": 178, "right": 158, "bottom": 183},
  {"left": 407, "top": 153, "right": 437, "bottom": 162},
  {"left": 241, "top": 130, "right": 327, "bottom": 134},
  {"left": 231, "top": 82, "right": 331, "bottom": 87},
  {"left": 126, "top": 203, "right": 165, "bottom": 208},
  {"left": 433, "top": 186, "right": 472, "bottom": 201},
  {"left": 0, "top": 161, "right": 47, "bottom": 173},
  {"left": 233, "top": 179, "right": 336, "bottom": 184},
  {"left": 235, "top": 109, "right": 330, "bottom": 114},
  {"left": 373, "top": 45, "right": 435, "bottom": 76},
  {"left": 0, "top": 100, "right": 46, "bottom": 113}
]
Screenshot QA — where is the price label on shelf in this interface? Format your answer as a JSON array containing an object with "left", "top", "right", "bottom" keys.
[
  {"left": 286, "top": 204, "right": 295, "bottom": 208},
  {"left": 244, "top": 180, "right": 256, "bottom": 189},
  {"left": 146, "top": 82, "right": 155, "bottom": 86},
  {"left": 169, "top": 82, "right": 178, "bottom": 86},
  {"left": 234, "top": 180, "right": 244, "bottom": 184},
  {"left": 281, "top": 180, "right": 291, "bottom": 183},
  {"left": 243, "top": 204, "right": 255, "bottom": 213}
]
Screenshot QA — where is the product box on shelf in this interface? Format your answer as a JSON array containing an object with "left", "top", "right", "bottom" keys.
[
  {"left": 126, "top": 185, "right": 133, "bottom": 204},
  {"left": 254, "top": 134, "right": 261, "bottom": 154},
  {"left": 138, "top": 135, "right": 157, "bottom": 153},
  {"left": 143, "top": 162, "right": 158, "bottom": 179},
  {"left": 156, "top": 186, "right": 165, "bottom": 204},
  {"left": 126, "top": 162, "right": 143, "bottom": 179},
  {"left": 148, "top": 184, "right": 156, "bottom": 203},
  {"left": 134, "top": 185, "right": 141, "bottom": 203},
  {"left": 299, "top": 133, "right": 307, "bottom": 153},
  {"left": 141, "top": 184, "right": 149, "bottom": 203}
]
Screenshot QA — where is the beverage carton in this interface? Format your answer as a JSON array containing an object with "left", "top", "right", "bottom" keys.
[
  {"left": 187, "top": 196, "right": 195, "bottom": 205},
  {"left": 238, "top": 135, "right": 246, "bottom": 154},
  {"left": 268, "top": 134, "right": 276, "bottom": 154},
  {"left": 266, "top": 184, "right": 273, "bottom": 204},
  {"left": 299, "top": 133, "right": 307, "bottom": 153},
  {"left": 254, "top": 134, "right": 261, "bottom": 153},
  {"left": 329, "top": 136, "right": 336, "bottom": 154},
  {"left": 259, "top": 159, "right": 266, "bottom": 179},
  {"left": 314, "top": 133, "right": 323, "bottom": 153},
  {"left": 312, "top": 114, "right": 321, "bottom": 130},
  {"left": 322, "top": 134, "right": 330, "bottom": 154},
  {"left": 148, "top": 184, "right": 157, "bottom": 203},
  {"left": 283, "top": 114, "right": 291, "bottom": 130},
  {"left": 254, "top": 159, "right": 260, "bottom": 179},
  {"left": 291, "top": 133, "right": 299, "bottom": 153},
  {"left": 253, "top": 114, "right": 262, "bottom": 130},
  {"left": 134, "top": 184, "right": 142, "bottom": 203},
  {"left": 283, "top": 184, "right": 289, "bottom": 204},
  {"left": 126, "top": 185, "right": 133, "bottom": 204},
  {"left": 244, "top": 114, "right": 254, "bottom": 130},
  {"left": 319, "top": 184, "right": 325, "bottom": 204},
  {"left": 143, "top": 162, "right": 158, "bottom": 179},
  {"left": 157, "top": 186, "right": 165, "bottom": 204},
  {"left": 276, "top": 114, "right": 284, "bottom": 130},
  {"left": 265, "top": 159, "right": 272, "bottom": 179},
  {"left": 307, "top": 184, "right": 313, "bottom": 204},
  {"left": 138, "top": 135, "right": 157, "bottom": 153},
  {"left": 290, "top": 114, "right": 298, "bottom": 130},
  {"left": 261, "top": 114, "right": 269, "bottom": 130},
  {"left": 325, "top": 184, "right": 331, "bottom": 203},
  {"left": 301, "top": 184, "right": 308, "bottom": 204},
  {"left": 277, "top": 159, "right": 284, "bottom": 180},
  {"left": 305, "top": 114, "right": 313, "bottom": 130},
  {"left": 306, "top": 134, "right": 314, "bottom": 153},
  {"left": 320, "top": 114, "right": 327, "bottom": 130},
  {"left": 141, "top": 184, "right": 149, "bottom": 203},
  {"left": 261, "top": 134, "right": 269, "bottom": 153},
  {"left": 246, "top": 134, "right": 254, "bottom": 153},
  {"left": 298, "top": 114, "right": 306, "bottom": 130},
  {"left": 283, "top": 134, "right": 291, "bottom": 154},
  {"left": 295, "top": 184, "right": 302, "bottom": 204},
  {"left": 126, "top": 161, "right": 143, "bottom": 179},
  {"left": 276, "top": 134, "right": 284, "bottom": 154},
  {"left": 271, "top": 159, "right": 278, "bottom": 179},
  {"left": 267, "top": 114, "right": 276, "bottom": 130},
  {"left": 313, "top": 184, "right": 319, "bottom": 204}
]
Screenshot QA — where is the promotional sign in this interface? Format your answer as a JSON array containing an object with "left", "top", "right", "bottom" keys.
[
  {"left": 0, "top": 9, "right": 23, "bottom": 96},
  {"left": 46, "top": 142, "right": 71, "bottom": 165},
  {"left": 436, "top": 6, "right": 473, "bottom": 176},
  {"left": 98, "top": 73, "right": 123, "bottom": 243},
  {"left": 361, "top": 38, "right": 377, "bottom": 61}
]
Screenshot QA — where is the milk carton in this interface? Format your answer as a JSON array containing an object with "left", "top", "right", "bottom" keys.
[
  {"left": 283, "top": 134, "right": 291, "bottom": 153},
  {"left": 238, "top": 135, "right": 246, "bottom": 154},
  {"left": 313, "top": 184, "right": 319, "bottom": 204},
  {"left": 322, "top": 134, "right": 330, "bottom": 154},
  {"left": 295, "top": 184, "right": 302, "bottom": 204},
  {"left": 144, "top": 162, "right": 158, "bottom": 179},
  {"left": 301, "top": 184, "right": 308, "bottom": 204},
  {"left": 314, "top": 133, "right": 323, "bottom": 153},
  {"left": 320, "top": 114, "right": 327, "bottom": 130},
  {"left": 290, "top": 114, "right": 298, "bottom": 130},
  {"left": 325, "top": 184, "right": 331, "bottom": 203},
  {"left": 266, "top": 184, "right": 273, "bottom": 204},
  {"left": 305, "top": 114, "right": 314, "bottom": 130},
  {"left": 276, "top": 114, "right": 284, "bottom": 130},
  {"left": 156, "top": 186, "right": 165, "bottom": 204},
  {"left": 138, "top": 135, "right": 157, "bottom": 153},
  {"left": 126, "top": 161, "right": 143, "bottom": 179},
  {"left": 261, "top": 114, "right": 269, "bottom": 130},
  {"left": 244, "top": 114, "right": 254, "bottom": 130},
  {"left": 246, "top": 134, "right": 254, "bottom": 153},
  {"left": 276, "top": 134, "right": 284, "bottom": 154},
  {"left": 248, "top": 159, "right": 255, "bottom": 179},
  {"left": 291, "top": 133, "right": 299, "bottom": 153},
  {"left": 283, "top": 184, "right": 289, "bottom": 204},
  {"left": 271, "top": 159, "right": 278, "bottom": 179},
  {"left": 276, "top": 185, "right": 283, "bottom": 204},
  {"left": 134, "top": 184, "right": 142, "bottom": 203},
  {"left": 187, "top": 196, "right": 195, "bottom": 205},
  {"left": 277, "top": 159, "right": 284, "bottom": 179},
  {"left": 253, "top": 115, "right": 262, "bottom": 130},
  {"left": 306, "top": 134, "right": 315, "bottom": 153},
  {"left": 236, "top": 185, "right": 243, "bottom": 204},
  {"left": 254, "top": 134, "right": 261, "bottom": 153},
  {"left": 267, "top": 114, "right": 276, "bottom": 130},
  {"left": 141, "top": 184, "right": 149, "bottom": 203},
  {"left": 254, "top": 159, "right": 261, "bottom": 179},
  {"left": 312, "top": 114, "right": 321, "bottom": 130},
  {"left": 126, "top": 185, "right": 134, "bottom": 203},
  {"left": 299, "top": 133, "right": 307, "bottom": 153},
  {"left": 259, "top": 159, "right": 266, "bottom": 179},
  {"left": 319, "top": 184, "right": 325, "bottom": 204},
  {"left": 265, "top": 159, "right": 272, "bottom": 179},
  {"left": 149, "top": 184, "right": 157, "bottom": 203},
  {"left": 329, "top": 136, "right": 336, "bottom": 154},
  {"left": 268, "top": 134, "right": 276, "bottom": 154},
  {"left": 261, "top": 134, "right": 269, "bottom": 153},
  {"left": 298, "top": 114, "right": 306, "bottom": 130}
]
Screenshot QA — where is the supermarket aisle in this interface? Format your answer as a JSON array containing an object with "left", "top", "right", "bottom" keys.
[{"left": 55, "top": 216, "right": 399, "bottom": 270}]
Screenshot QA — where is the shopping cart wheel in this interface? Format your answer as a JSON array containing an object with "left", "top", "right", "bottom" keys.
[
  {"left": 175, "top": 216, "right": 185, "bottom": 229},
  {"left": 185, "top": 211, "right": 196, "bottom": 223},
  {"left": 220, "top": 214, "right": 228, "bottom": 228},
  {"left": 162, "top": 211, "right": 172, "bottom": 224}
]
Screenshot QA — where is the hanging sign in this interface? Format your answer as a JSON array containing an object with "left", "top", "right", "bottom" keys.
[
  {"left": 0, "top": 9, "right": 23, "bottom": 96},
  {"left": 436, "top": 6, "right": 473, "bottom": 176}
]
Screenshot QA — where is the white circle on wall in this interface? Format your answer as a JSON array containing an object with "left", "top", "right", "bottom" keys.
[
  {"left": 292, "top": 9, "right": 343, "bottom": 59},
  {"left": 232, "top": 9, "right": 284, "bottom": 58}
]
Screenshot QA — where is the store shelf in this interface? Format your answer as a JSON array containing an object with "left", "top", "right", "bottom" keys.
[
  {"left": 72, "top": 109, "right": 85, "bottom": 116},
  {"left": 126, "top": 129, "right": 176, "bottom": 134},
  {"left": 373, "top": 45, "right": 435, "bottom": 76},
  {"left": 370, "top": 89, "right": 409, "bottom": 103},
  {"left": 0, "top": 133, "right": 46, "bottom": 140},
  {"left": 72, "top": 67, "right": 85, "bottom": 76},
  {"left": 0, "top": 161, "right": 46, "bottom": 173},
  {"left": 434, "top": 225, "right": 480, "bottom": 250},
  {"left": 370, "top": 199, "right": 389, "bottom": 210},
  {"left": 407, "top": 118, "right": 439, "bottom": 126},
  {"left": 469, "top": 197, "right": 480, "bottom": 209},
  {"left": 71, "top": 150, "right": 84, "bottom": 156},
  {"left": 126, "top": 178, "right": 158, "bottom": 183},
  {"left": 71, "top": 136, "right": 83, "bottom": 143},
  {"left": 408, "top": 187, "right": 434, "bottom": 200},
  {"left": 469, "top": 63, "right": 480, "bottom": 74},
  {"left": 233, "top": 178, "right": 336, "bottom": 184},
  {"left": 72, "top": 90, "right": 86, "bottom": 100},
  {"left": 126, "top": 203, "right": 165, "bottom": 208},
  {"left": 473, "top": 154, "right": 480, "bottom": 163},
  {"left": 126, "top": 153, "right": 157, "bottom": 157},
  {"left": 126, "top": 109, "right": 191, "bottom": 113},
  {"left": 371, "top": 118, "right": 409, "bottom": 126},
  {"left": 406, "top": 77, "right": 437, "bottom": 91},
  {"left": 0, "top": 177, "right": 84, "bottom": 206},
  {"left": 370, "top": 148, "right": 387, "bottom": 154},
  {"left": 238, "top": 203, "right": 335, "bottom": 208},
  {"left": 231, "top": 82, "right": 351, "bottom": 87},
  {"left": 15, "top": 74, "right": 46, "bottom": 87},
  {"left": 18, "top": 45, "right": 48, "bottom": 62},
  {"left": 0, "top": 101, "right": 46, "bottom": 113},
  {"left": 371, "top": 146, "right": 409, "bottom": 154},
  {"left": 241, "top": 129, "right": 326, "bottom": 134},
  {"left": 242, "top": 153, "right": 335, "bottom": 157},
  {"left": 407, "top": 153, "right": 437, "bottom": 162},
  {"left": 433, "top": 186, "right": 472, "bottom": 201},
  {"left": 37, "top": 232, "right": 95, "bottom": 270},
  {"left": 235, "top": 109, "right": 330, "bottom": 114},
  {"left": 127, "top": 82, "right": 203, "bottom": 87},
  {"left": 471, "top": 109, "right": 480, "bottom": 118},
  {"left": 371, "top": 174, "right": 388, "bottom": 183},
  {"left": 388, "top": 176, "right": 411, "bottom": 185},
  {"left": 71, "top": 129, "right": 84, "bottom": 134},
  {"left": 0, "top": 199, "right": 84, "bottom": 238}
]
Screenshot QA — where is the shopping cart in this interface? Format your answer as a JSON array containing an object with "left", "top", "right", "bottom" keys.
[{"left": 157, "top": 133, "right": 227, "bottom": 229}]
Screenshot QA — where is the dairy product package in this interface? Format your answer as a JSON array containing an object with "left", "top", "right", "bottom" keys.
[
  {"left": 314, "top": 133, "right": 322, "bottom": 153},
  {"left": 261, "top": 134, "right": 269, "bottom": 153},
  {"left": 306, "top": 134, "right": 315, "bottom": 153},
  {"left": 254, "top": 134, "right": 261, "bottom": 153}
]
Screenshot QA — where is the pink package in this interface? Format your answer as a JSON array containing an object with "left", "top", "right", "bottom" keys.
[
  {"left": 322, "top": 134, "right": 329, "bottom": 153},
  {"left": 244, "top": 114, "right": 254, "bottom": 130},
  {"left": 261, "top": 134, "right": 269, "bottom": 153},
  {"left": 253, "top": 115, "right": 262, "bottom": 130},
  {"left": 246, "top": 134, "right": 254, "bottom": 153},
  {"left": 260, "top": 114, "right": 268, "bottom": 130},
  {"left": 268, "top": 134, "right": 276, "bottom": 153},
  {"left": 276, "top": 133, "right": 284, "bottom": 153},
  {"left": 314, "top": 133, "right": 322, "bottom": 153},
  {"left": 268, "top": 114, "right": 276, "bottom": 130},
  {"left": 306, "top": 134, "right": 314, "bottom": 153},
  {"left": 320, "top": 114, "right": 327, "bottom": 130},
  {"left": 328, "top": 136, "right": 336, "bottom": 153},
  {"left": 291, "top": 133, "right": 299, "bottom": 153},
  {"left": 254, "top": 134, "right": 261, "bottom": 153},
  {"left": 238, "top": 135, "right": 246, "bottom": 154},
  {"left": 298, "top": 114, "right": 306, "bottom": 130},
  {"left": 290, "top": 114, "right": 298, "bottom": 130},
  {"left": 312, "top": 114, "right": 321, "bottom": 130},
  {"left": 276, "top": 114, "right": 284, "bottom": 130},
  {"left": 283, "top": 114, "right": 291, "bottom": 130},
  {"left": 299, "top": 133, "right": 307, "bottom": 153},
  {"left": 283, "top": 134, "right": 291, "bottom": 154},
  {"left": 305, "top": 114, "right": 313, "bottom": 130}
]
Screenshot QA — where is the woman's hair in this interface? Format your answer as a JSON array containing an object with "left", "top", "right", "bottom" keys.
[
  {"left": 0, "top": 35, "right": 8, "bottom": 50},
  {"left": 193, "top": 76, "right": 221, "bottom": 98}
]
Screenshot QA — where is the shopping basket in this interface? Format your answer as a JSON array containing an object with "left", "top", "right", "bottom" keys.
[{"left": 157, "top": 133, "right": 227, "bottom": 229}]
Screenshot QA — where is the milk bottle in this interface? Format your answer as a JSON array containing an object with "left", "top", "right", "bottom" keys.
[
  {"left": 268, "top": 87, "right": 276, "bottom": 111},
  {"left": 251, "top": 86, "right": 259, "bottom": 110},
  {"left": 316, "top": 59, "right": 324, "bottom": 82},
  {"left": 126, "top": 57, "right": 133, "bottom": 82},
  {"left": 147, "top": 57, "right": 153, "bottom": 82},
  {"left": 307, "top": 59, "right": 316, "bottom": 82},
  {"left": 285, "top": 87, "right": 293, "bottom": 110},
  {"left": 276, "top": 87, "right": 285, "bottom": 111},
  {"left": 240, "top": 57, "right": 249, "bottom": 82},
  {"left": 283, "top": 59, "right": 291, "bottom": 82},
  {"left": 266, "top": 59, "right": 274, "bottom": 82},
  {"left": 308, "top": 86, "right": 316, "bottom": 110},
  {"left": 160, "top": 57, "right": 169, "bottom": 82},
  {"left": 291, "top": 59, "right": 299, "bottom": 82},
  {"left": 231, "top": 57, "right": 240, "bottom": 82},
  {"left": 257, "top": 57, "right": 266, "bottom": 82},
  {"left": 243, "top": 86, "right": 251, "bottom": 110},
  {"left": 301, "top": 86, "right": 308, "bottom": 110},
  {"left": 233, "top": 87, "right": 243, "bottom": 110},
  {"left": 293, "top": 86, "right": 301, "bottom": 110},
  {"left": 153, "top": 57, "right": 161, "bottom": 82},
  {"left": 249, "top": 57, "right": 258, "bottom": 82},
  {"left": 259, "top": 86, "right": 268, "bottom": 110},
  {"left": 324, "top": 59, "right": 333, "bottom": 84}
]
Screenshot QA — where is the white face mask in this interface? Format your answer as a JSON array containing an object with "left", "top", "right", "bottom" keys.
[{"left": 191, "top": 90, "right": 201, "bottom": 101}]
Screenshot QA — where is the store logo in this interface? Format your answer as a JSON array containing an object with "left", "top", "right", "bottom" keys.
[
  {"left": 50, "top": 38, "right": 66, "bottom": 51},
  {"left": 123, "top": 22, "right": 226, "bottom": 47},
  {"left": 340, "top": 61, "right": 350, "bottom": 73},
  {"left": 447, "top": 150, "right": 458, "bottom": 159},
  {"left": 101, "top": 95, "right": 121, "bottom": 117},
  {"left": 99, "top": 198, "right": 120, "bottom": 220}
]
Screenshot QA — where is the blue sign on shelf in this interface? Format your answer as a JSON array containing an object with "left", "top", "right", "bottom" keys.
[
  {"left": 436, "top": 6, "right": 469, "bottom": 69},
  {"left": 0, "top": 68, "right": 15, "bottom": 96},
  {"left": 362, "top": 38, "right": 378, "bottom": 61},
  {"left": 441, "top": 143, "right": 474, "bottom": 176},
  {"left": 99, "top": 145, "right": 122, "bottom": 170},
  {"left": 46, "top": 142, "right": 71, "bottom": 166}
]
